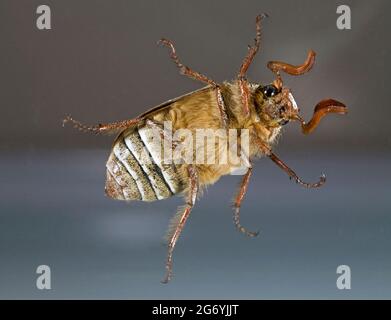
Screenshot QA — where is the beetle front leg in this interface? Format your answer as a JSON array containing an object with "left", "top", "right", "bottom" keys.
[
  {"left": 237, "top": 14, "right": 268, "bottom": 116},
  {"left": 238, "top": 14, "right": 267, "bottom": 78},
  {"left": 255, "top": 138, "right": 326, "bottom": 188},
  {"left": 268, "top": 152, "right": 326, "bottom": 188}
]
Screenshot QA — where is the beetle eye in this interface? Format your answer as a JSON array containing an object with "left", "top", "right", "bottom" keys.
[{"left": 262, "top": 85, "right": 278, "bottom": 98}]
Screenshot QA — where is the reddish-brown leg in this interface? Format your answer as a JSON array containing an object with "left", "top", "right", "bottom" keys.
[
  {"left": 254, "top": 138, "right": 325, "bottom": 188},
  {"left": 233, "top": 167, "right": 259, "bottom": 237},
  {"left": 268, "top": 152, "right": 326, "bottom": 188},
  {"left": 162, "top": 165, "right": 198, "bottom": 284},
  {"left": 62, "top": 115, "right": 140, "bottom": 134},
  {"left": 159, "top": 38, "right": 228, "bottom": 127},
  {"left": 215, "top": 87, "right": 228, "bottom": 127},
  {"left": 238, "top": 14, "right": 266, "bottom": 77},
  {"left": 237, "top": 14, "right": 268, "bottom": 116},
  {"left": 238, "top": 79, "right": 251, "bottom": 115},
  {"left": 159, "top": 38, "right": 216, "bottom": 86}
]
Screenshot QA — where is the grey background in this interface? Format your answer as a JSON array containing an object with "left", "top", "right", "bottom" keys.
[{"left": 0, "top": 0, "right": 390, "bottom": 299}]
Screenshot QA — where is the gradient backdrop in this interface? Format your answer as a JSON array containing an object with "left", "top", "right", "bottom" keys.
[{"left": 0, "top": 0, "right": 390, "bottom": 299}]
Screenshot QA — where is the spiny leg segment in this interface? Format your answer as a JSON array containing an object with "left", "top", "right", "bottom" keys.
[
  {"left": 233, "top": 167, "right": 260, "bottom": 237},
  {"left": 255, "top": 138, "right": 326, "bottom": 188},
  {"left": 237, "top": 13, "right": 268, "bottom": 116},
  {"left": 63, "top": 35, "right": 231, "bottom": 133},
  {"left": 158, "top": 38, "right": 216, "bottom": 86},
  {"left": 233, "top": 142, "right": 325, "bottom": 239},
  {"left": 162, "top": 165, "right": 199, "bottom": 284},
  {"left": 238, "top": 14, "right": 267, "bottom": 77},
  {"left": 158, "top": 38, "right": 228, "bottom": 127},
  {"left": 268, "top": 152, "right": 326, "bottom": 188},
  {"left": 62, "top": 115, "right": 141, "bottom": 134}
]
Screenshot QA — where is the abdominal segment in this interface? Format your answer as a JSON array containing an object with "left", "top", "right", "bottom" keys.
[{"left": 105, "top": 125, "right": 184, "bottom": 202}]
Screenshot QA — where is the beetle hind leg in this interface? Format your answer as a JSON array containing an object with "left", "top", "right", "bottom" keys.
[
  {"left": 63, "top": 115, "right": 141, "bottom": 134},
  {"left": 162, "top": 165, "right": 199, "bottom": 284},
  {"left": 233, "top": 207, "right": 260, "bottom": 238},
  {"left": 233, "top": 167, "right": 260, "bottom": 237}
]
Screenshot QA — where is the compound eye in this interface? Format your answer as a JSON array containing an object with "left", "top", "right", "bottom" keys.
[{"left": 263, "top": 85, "right": 278, "bottom": 98}]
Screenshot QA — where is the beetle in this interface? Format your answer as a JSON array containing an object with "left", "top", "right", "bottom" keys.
[{"left": 64, "top": 14, "right": 347, "bottom": 283}]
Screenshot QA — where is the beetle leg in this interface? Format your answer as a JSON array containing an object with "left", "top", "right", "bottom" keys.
[
  {"left": 238, "top": 78, "right": 251, "bottom": 116},
  {"left": 158, "top": 38, "right": 216, "bottom": 86},
  {"left": 158, "top": 38, "right": 228, "bottom": 127},
  {"left": 268, "top": 152, "right": 326, "bottom": 188},
  {"left": 237, "top": 14, "right": 268, "bottom": 116},
  {"left": 233, "top": 167, "right": 260, "bottom": 237},
  {"left": 215, "top": 86, "right": 229, "bottom": 127},
  {"left": 162, "top": 165, "right": 198, "bottom": 284},
  {"left": 62, "top": 115, "right": 140, "bottom": 134},
  {"left": 254, "top": 138, "right": 325, "bottom": 188},
  {"left": 238, "top": 14, "right": 267, "bottom": 77}
]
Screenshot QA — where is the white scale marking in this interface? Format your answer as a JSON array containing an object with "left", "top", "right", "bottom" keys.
[
  {"left": 288, "top": 92, "right": 298, "bottom": 110},
  {"left": 113, "top": 142, "right": 151, "bottom": 201},
  {"left": 138, "top": 126, "right": 180, "bottom": 195},
  {"left": 124, "top": 133, "right": 168, "bottom": 200}
]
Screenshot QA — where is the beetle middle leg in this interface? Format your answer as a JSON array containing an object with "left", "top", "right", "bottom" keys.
[
  {"left": 162, "top": 165, "right": 198, "bottom": 283},
  {"left": 233, "top": 167, "right": 260, "bottom": 237},
  {"left": 158, "top": 38, "right": 216, "bottom": 86}
]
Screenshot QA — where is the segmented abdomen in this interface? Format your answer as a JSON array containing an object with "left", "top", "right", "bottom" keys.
[{"left": 105, "top": 124, "right": 184, "bottom": 201}]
